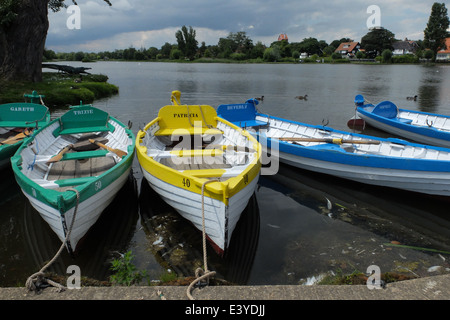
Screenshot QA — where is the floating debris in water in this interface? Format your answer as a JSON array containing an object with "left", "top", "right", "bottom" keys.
[
  {"left": 152, "top": 237, "right": 163, "bottom": 246},
  {"left": 325, "top": 197, "right": 332, "bottom": 210},
  {"left": 427, "top": 266, "right": 442, "bottom": 273}
]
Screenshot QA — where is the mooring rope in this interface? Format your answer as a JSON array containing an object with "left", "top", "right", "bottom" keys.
[
  {"left": 25, "top": 188, "right": 80, "bottom": 292},
  {"left": 187, "top": 179, "right": 219, "bottom": 300}
]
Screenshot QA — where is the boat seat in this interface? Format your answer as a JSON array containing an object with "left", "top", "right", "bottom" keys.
[
  {"left": 372, "top": 101, "right": 398, "bottom": 119},
  {"left": 61, "top": 149, "right": 109, "bottom": 161},
  {"left": 155, "top": 104, "right": 222, "bottom": 136},
  {"left": 155, "top": 127, "right": 223, "bottom": 136},
  {"left": 238, "top": 119, "right": 268, "bottom": 128},
  {"left": 52, "top": 105, "right": 115, "bottom": 136},
  {"left": 397, "top": 118, "right": 412, "bottom": 124},
  {"left": 307, "top": 143, "right": 348, "bottom": 153},
  {"left": 159, "top": 155, "right": 232, "bottom": 171},
  {"left": 0, "top": 103, "right": 49, "bottom": 128},
  {"left": 54, "top": 176, "right": 97, "bottom": 187},
  {"left": 217, "top": 99, "right": 269, "bottom": 128}
]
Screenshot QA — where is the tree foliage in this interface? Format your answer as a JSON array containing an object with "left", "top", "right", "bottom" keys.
[
  {"left": 424, "top": 2, "right": 450, "bottom": 55},
  {"left": 0, "top": 0, "right": 111, "bottom": 82},
  {"left": 175, "top": 25, "right": 198, "bottom": 60},
  {"left": 361, "top": 27, "right": 396, "bottom": 58}
]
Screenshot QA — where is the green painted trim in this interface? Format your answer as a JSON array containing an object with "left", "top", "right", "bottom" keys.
[{"left": 62, "top": 149, "right": 108, "bottom": 160}]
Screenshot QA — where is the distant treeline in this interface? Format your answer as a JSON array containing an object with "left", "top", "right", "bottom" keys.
[{"left": 43, "top": 28, "right": 434, "bottom": 64}]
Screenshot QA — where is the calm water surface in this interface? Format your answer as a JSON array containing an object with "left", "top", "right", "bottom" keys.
[{"left": 1, "top": 62, "right": 450, "bottom": 287}]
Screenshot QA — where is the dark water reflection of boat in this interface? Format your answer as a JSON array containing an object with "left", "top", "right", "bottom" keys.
[
  {"left": 22, "top": 173, "right": 139, "bottom": 284},
  {"left": 138, "top": 178, "right": 260, "bottom": 285}
]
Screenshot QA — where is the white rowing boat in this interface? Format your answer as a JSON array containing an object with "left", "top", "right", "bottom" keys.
[
  {"left": 355, "top": 94, "right": 450, "bottom": 148},
  {"left": 218, "top": 98, "right": 450, "bottom": 197}
]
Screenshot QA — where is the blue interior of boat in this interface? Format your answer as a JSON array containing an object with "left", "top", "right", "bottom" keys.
[
  {"left": 217, "top": 99, "right": 268, "bottom": 128},
  {"left": 372, "top": 101, "right": 398, "bottom": 119}
]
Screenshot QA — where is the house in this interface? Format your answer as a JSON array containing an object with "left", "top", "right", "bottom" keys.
[
  {"left": 436, "top": 37, "right": 450, "bottom": 61},
  {"left": 334, "top": 42, "right": 361, "bottom": 58},
  {"left": 392, "top": 39, "right": 419, "bottom": 56},
  {"left": 278, "top": 33, "right": 288, "bottom": 42}
]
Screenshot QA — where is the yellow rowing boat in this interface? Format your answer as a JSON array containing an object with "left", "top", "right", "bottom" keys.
[{"left": 136, "top": 91, "right": 261, "bottom": 254}]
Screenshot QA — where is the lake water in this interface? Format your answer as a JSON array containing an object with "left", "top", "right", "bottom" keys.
[{"left": 1, "top": 61, "right": 450, "bottom": 287}]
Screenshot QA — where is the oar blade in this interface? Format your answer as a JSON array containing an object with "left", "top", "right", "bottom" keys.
[
  {"left": 89, "top": 139, "right": 127, "bottom": 158},
  {"left": 46, "top": 145, "right": 73, "bottom": 164}
]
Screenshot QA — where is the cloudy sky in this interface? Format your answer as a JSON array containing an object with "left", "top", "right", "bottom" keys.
[{"left": 46, "top": 0, "right": 439, "bottom": 52}]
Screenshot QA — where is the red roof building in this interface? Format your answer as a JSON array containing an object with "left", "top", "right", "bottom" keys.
[
  {"left": 335, "top": 41, "right": 361, "bottom": 57},
  {"left": 436, "top": 37, "right": 450, "bottom": 61},
  {"left": 278, "top": 33, "right": 288, "bottom": 42}
]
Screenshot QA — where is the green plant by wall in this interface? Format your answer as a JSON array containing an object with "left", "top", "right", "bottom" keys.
[{"left": 109, "top": 251, "right": 148, "bottom": 286}]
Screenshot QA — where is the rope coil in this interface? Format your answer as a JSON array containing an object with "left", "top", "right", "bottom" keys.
[{"left": 25, "top": 188, "right": 80, "bottom": 293}]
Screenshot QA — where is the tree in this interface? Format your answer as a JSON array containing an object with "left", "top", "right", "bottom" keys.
[
  {"left": 263, "top": 46, "right": 281, "bottom": 62},
  {"left": 298, "top": 37, "right": 322, "bottom": 56},
  {"left": 424, "top": 2, "right": 450, "bottom": 56},
  {"left": 361, "top": 27, "right": 395, "bottom": 58},
  {"left": 381, "top": 49, "right": 392, "bottom": 63},
  {"left": 0, "top": 0, "right": 111, "bottom": 82},
  {"left": 217, "top": 32, "right": 253, "bottom": 59},
  {"left": 175, "top": 25, "right": 198, "bottom": 60}
]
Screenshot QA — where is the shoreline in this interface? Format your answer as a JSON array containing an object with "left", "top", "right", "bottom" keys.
[{"left": 0, "top": 72, "right": 118, "bottom": 108}]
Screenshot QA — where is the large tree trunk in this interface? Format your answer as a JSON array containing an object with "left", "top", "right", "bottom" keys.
[{"left": 0, "top": 0, "right": 49, "bottom": 82}]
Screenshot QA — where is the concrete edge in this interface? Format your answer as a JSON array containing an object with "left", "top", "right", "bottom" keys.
[{"left": 1, "top": 274, "right": 449, "bottom": 300}]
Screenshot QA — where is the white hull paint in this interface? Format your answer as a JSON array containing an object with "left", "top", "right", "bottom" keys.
[
  {"left": 275, "top": 150, "right": 450, "bottom": 196},
  {"left": 141, "top": 169, "right": 259, "bottom": 252},
  {"left": 22, "top": 167, "right": 131, "bottom": 250},
  {"left": 357, "top": 111, "right": 450, "bottom": 148}
]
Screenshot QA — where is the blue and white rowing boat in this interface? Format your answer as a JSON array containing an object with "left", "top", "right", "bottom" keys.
[
  {"left": 218, "top": 98, "right": 450, "bottom": 197},
  {"left": 355, "top": 94, "right": 450, "bottom": 148}
]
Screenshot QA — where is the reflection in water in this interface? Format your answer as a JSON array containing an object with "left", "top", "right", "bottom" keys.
[
  {"left": 417, "top": 66, "right": 444, "bottom": 112},
  {"left": 0, "top": 169, "right": 29, "bottom": 286},
  {"left": 21, "top": 173, "right": 139, "bottom": 285},
  {"left": 138, "top": 178, "right": 260, "bottom": 285}
]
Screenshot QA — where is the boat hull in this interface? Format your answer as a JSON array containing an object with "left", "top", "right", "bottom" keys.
[
  {"left": 218, "top": 99, "right": 450, "bottom": 197},
  {"left": 273, "top": 148, "right": 450, "bottom": 196},
  {"left": 355, "top": 96, "right": 450, "bottom": 148},
  {"left": 140, "top": 168, "right": 259, "bottom": 253},
  {"left": 136, "top": 96, "right": 261, "bottom": 254},
  {"left": 22, "top": 166, "right": 131, "bottom": 251},
  {"left": 357, "top": 108, "right": 450, "bottom": 148},
  {"left": 11, "top": 105, "right": 135, "bottom": 253}
]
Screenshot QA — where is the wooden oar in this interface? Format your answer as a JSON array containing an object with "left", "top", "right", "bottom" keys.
[
  {"left": 278, "top": 137, "right": 381, "bottom": 145},
  {"left": 0, "top": 128, "right": 33, "bottom": 145},
  {"left": 46, "top": 144, "right": 73, "bottom": 164},
  {"left": 89, "top": 139, "right": 127, "bottom": 158}
]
